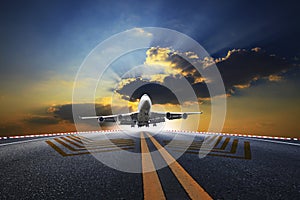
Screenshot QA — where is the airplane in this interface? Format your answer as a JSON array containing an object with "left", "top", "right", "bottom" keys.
[{"left": 80, "top": 94, "right": 202, "bottom": 127}]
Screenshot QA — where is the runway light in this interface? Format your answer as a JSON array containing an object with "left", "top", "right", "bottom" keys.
[{"left": 1, "top": 129, "right": 294, "bottom": 142}]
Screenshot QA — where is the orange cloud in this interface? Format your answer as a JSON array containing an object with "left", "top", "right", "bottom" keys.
[{"left": 268, "top": 75, "right": 282, "bottom": 82}]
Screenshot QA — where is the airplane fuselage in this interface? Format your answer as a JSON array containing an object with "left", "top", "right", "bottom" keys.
[{"left": 137, "top": 94, "right": 152, "bottom": 127}]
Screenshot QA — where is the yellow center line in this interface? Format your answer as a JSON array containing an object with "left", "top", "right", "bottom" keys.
[
  {"left": 140, "top": 132, "right": 166, "bottom": 200},
  {"left": 146, "top": 132, "right": 213, "bottom": 200}
]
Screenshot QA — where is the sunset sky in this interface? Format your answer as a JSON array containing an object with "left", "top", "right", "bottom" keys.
[{"left": 0, "top": 0, "right": 299, "bottom": 137}]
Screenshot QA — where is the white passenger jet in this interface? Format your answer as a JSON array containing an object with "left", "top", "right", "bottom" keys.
[{"left": 80, "top": 94, "right": 202, "bottom": 128}]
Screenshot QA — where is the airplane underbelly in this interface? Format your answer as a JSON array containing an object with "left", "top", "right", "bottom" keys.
[{"left": 138, "top": 109, "right": 150, "bottom": 122}]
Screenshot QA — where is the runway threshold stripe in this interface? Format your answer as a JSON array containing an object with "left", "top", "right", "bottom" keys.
[
  {"left": 69, "top": 135, "right": 134, "bottom": 146},
  {"left": 67, "top": 135, "right": 85, "bottom": 144},
  {"left": 46, "top": 140, "right": 134, "bottom": 156},
  {"left": 69, "top": 135, "right": 93, "bottom": 143},
  {"left": 140, "top": 133, "right": 166, "bottom": 200},
  {"left": 205, "top": 135, "right": 219, "bottom": 145},
  {"left": 146, "top": 132, "right": 213, "bottom": 200},
  {"left": 54, "top": 138, "right": 84, "bottom": 151},
  {"left": 244, "top": 142, "right": 251, "bottom": 159},
  {"left": 55, "top": 137, "right": 134, "bottom": 151},
  {"left": 218, "top": 137, "right": 230, "bottom": 150},
  {"left": 46, "top": 140, "right": 69, "bottom": 156},
  {"left": 61, "top": 137, "right": 85, "bottom": 148}
]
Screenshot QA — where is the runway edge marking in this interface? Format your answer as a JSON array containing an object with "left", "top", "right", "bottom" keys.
[{"left": 166, "top": 130, "right": 299, "bottom": 142}]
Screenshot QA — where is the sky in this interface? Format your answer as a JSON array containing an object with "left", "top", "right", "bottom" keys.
[{"left": 0, "top": 0, "right": 299, "bottom": 137}]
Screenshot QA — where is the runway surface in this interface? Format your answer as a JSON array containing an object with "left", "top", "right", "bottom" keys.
[{"left": 0, "top": 130, "right": 299, "bottom": 199}]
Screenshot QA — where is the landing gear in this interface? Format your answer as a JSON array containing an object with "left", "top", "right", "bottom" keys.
[{"left": 130, "top": 121, "right": 136, "bottom": 127}]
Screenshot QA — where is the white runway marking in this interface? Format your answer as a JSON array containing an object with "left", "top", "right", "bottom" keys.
[{"left": 1, "top": 131, "right": 299, "bottom": 147}]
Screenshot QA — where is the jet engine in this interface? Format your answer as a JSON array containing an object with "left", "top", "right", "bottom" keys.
[{"left": 166, "top": 112, "right": 182, "bottom": 120}]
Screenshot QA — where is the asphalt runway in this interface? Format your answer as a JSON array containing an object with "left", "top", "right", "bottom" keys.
[{"left": 0, "top": 131, "right": 299, "bottom": 199}]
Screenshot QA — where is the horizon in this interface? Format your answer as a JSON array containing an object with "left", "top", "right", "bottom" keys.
[{"left": 0, "top": 0, "right": 299, "bottom": 138}]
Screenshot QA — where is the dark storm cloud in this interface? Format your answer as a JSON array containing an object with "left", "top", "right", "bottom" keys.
[
  {"left": 0, "top": 123, "right": 23, "bottom": 136},
  {"left": 116, "top": 76, "right": 209, "bottom": 104},
  {"left": 46, "top": 103, "right": 129, "bottom": 127},
  {"left": 24, "top": 116, "right": 59, "bottom": 125},
  {"left": 215, "top": 48, "right": 295, "bottom": 92},
  {"left": 116, "top": 47, "right": 297, "bottom": 104},
  {"left": 163, "top": 75, "right": 210, "bottom": 100},
  {"left": 169, "top": 47, "right": 296, "bottom": 93},
  {"left": 49, "top": 104, "right": 113, "bottom": 123},
  {"left": 117, "top": 80, "right": 180, "bottom": 104}
]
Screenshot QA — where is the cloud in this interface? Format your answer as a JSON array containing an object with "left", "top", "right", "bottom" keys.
[
  {"left": 47, "top": 104, "right": 113, "bottom": 123},
  {"left": 144, "top": 47, "right": 204, "bottom": 83},
  {"left": 0, "top": 123, "right": 24, "bottom": 136},
  {"left": 46, "top": 102, "right": 135, "bottom": 129},
  {"left": 24, "top": 115, "right": 59, "bottom": 125},
  {"left": 268, "top": 74, "right": 282, "bottom": 82},
  {"left": 131, "top": 28, "right": 153, "bottom": 37},
  {"left": 115, "top": 73, "right": 209, "bottom": 105},
  {"left": 166, "top": 47, "right": 294, "bottom": 92},
  {"left": 215, "top": 48, "right": 293, "bottom": 92},
  {"left": 172, "top": 47, "right": 295, "bottom": 93},
  {"left": 255, "top": 121, "right": 275, "bottom": 128},
  {"left": 116, "top": 79, "right": 180, "bottom": 104},
  {"left": 113, "top": 47, "right": 211, "bottom": 104},
  {"left": 0, "top": 102, "right": 121, "bottom": 136},
  {"left": 110, "top": 47, "right": 297, "bottom": 106}
]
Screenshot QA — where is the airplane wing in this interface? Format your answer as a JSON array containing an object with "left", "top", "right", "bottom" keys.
[
  {"left": 80, "top": 115, "right": 118, "bottom": 122},
  {"left": 80, "top": 112, "right": 139, "bottom": 124},
  {"left": 80, "top": 111, "right": 202, "bottom": 126},
  {"left": 149, "top": 111, "right": 203, "bottom": 123}
]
